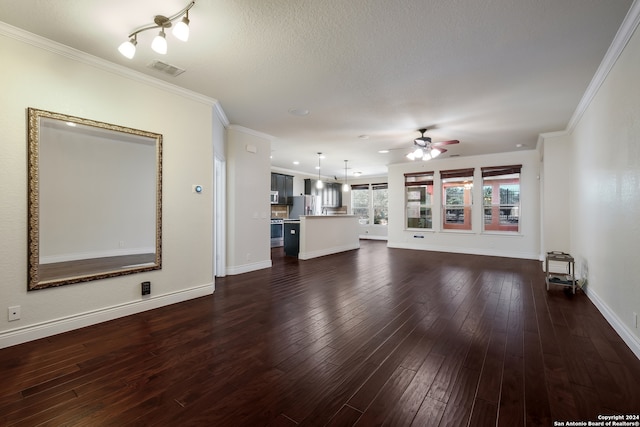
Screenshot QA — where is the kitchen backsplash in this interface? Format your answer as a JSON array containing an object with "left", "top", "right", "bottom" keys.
[{"left": 271, "top": 205, "right": 288, "bottom": 218}]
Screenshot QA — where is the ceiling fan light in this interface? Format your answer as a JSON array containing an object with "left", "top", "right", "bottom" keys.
[
  {"left": 151, "top": 29, "right": 167, "bottom": 54},
  {"left": 118, "top": 38, "right": 137, "bottom": 59},
  {"left": 406, "top": 152, "right": 416, "bottom": 160},
  {"left": 413, "top": 147, "right": 423, "bottom": 158},
  {"left": 430, "top": 148, "right": 441, "bottom": 158},
  {"left": 173, "top": 15, "right": 190, "bottom": 41},
  {"left": 422, "top": 152, "right": 432, "bottom": 161}
]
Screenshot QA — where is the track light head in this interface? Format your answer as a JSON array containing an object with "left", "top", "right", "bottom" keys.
[
  {"left": 118, "top": 36, "right": 137, "bottom": 59},
  {"left": 151, "top": 28, "right": 167, "bottom": 54},
  {"left": 173, "top": 12, "right": 190, "bottom": 41}
]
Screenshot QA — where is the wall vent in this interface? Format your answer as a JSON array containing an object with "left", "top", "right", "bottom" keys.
[{"left": 147, "top": 60, "right": 185, "bottom": 77}]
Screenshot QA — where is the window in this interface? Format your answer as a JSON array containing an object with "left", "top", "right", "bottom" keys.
[
  {"left": 351, "top": 183, "right": 388, "bottom": 226},
  {"left": 351, "top": 184, "right": 370, "bottom": 225},
  {"left": 482, "top": 165, "right": 521, "bottom": 232},
  {"left": 372, "top": 183, "right": 388, "bottom": 225},
  {"left": 405, "top": 172, "right": 434, "bottom": 229},
  {"left": 441, "top": 168, "right": 474, "bottom": 231}
]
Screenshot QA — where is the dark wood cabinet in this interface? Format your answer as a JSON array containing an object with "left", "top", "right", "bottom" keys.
[
  {"left": 284, "top": 175, "right": 293, "bottom": 203},
  {"left": 271, "top": 173, "right": 293, "bottom": 205}
]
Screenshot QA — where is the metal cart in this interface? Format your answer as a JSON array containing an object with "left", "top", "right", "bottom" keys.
[{"left": 545, "top": 251, "right": 576, "bottom": 294}]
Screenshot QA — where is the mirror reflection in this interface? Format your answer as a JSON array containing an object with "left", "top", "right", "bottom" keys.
[{"left": 27, "top": 108, "right": 162, "bottom": 290}]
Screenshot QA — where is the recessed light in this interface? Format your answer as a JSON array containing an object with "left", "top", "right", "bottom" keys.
[
  {"left": 378, "top": 149, "right": 389, "bottom": 154},
  {"left": 66, "top": 122, "right": 77, "bottom": 127},
  {"left": 288, "top": 107, "right": 310, "bottom": 116},
  {"left": 353, "top": 171, "right": 362, "bottom": 177},
  {"left": 293, "top": 161, "right": 300, "bottom": 165},
  {"left": 516, "top": 143, "right": 525, "bottom": 148}
]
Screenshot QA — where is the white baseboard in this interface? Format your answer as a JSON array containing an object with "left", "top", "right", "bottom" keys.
[
  {"left": 386, "top": 241, "right": 538, "bottom": 260},
  {"left": 226, "top": 260, "right": 272, "bottom": 275},
  {"left": 583, "top": 286, "right": 640, "bottom": 360},
  {"left": 298, "top": 243, "right": 360, "bottom": 260},
  {"left": 359, "top": 235, "right": 388, "bottom": 241},
  {"left": 0, "top": 283, "right": 214, "bottom": 349}
]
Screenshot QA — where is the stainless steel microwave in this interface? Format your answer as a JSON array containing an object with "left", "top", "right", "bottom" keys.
[{"left": 270, "top": 191, "right": 279, "bottom": 204}]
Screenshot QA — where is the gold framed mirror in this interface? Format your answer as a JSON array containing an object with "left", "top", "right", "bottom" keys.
[{"left": 27, "top": 108, "right": 162, "bottom": 290}]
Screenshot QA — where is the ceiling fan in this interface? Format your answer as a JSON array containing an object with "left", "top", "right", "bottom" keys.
[{"left": 407, "top": 128, "right": 459, "bottom": 161}]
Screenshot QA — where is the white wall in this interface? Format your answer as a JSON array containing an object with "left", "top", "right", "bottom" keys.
[
  {"left": 226, "top": 126, "right": 272, "bottom": 274},
  {"left": 540, "top": 132, "right": 572, "bottom": 254},
  {"left": 0, "top": 27, "right": 220, "bottom": 348},
  {"left": 568, "top": 21, "right": 640, "bottom": 354},
  {"left": 387, "top": 150, "right": 541, "bottom": 259}
]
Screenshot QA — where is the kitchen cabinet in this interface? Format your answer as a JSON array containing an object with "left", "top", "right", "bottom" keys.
[
  {"left": 304, "top": 179, "right": 342, "bottom": 208},
  {"left": 284, "top": 221, "right": 300, "bottom": 257},
  {"left": 271, "top": 173, "right": 293, "bottom": 205}
]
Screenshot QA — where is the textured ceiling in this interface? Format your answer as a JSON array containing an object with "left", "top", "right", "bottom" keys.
[{"left": 0, "top": 0, "right": 634, "bottom": 178}]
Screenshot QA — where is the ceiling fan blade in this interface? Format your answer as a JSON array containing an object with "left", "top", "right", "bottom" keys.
[{"left": 432, "top": 139, "right": 459, "bottom": 146}]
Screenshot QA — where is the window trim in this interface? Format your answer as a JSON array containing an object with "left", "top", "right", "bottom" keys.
[
  {"left": 351, "top": 182, "right": 389, "bottom": 226},
  {"left": 481, "top": 164, "right": 521, "bottom": 233},
  {"left": 404, "top": 172, "right": 434, "bottom": 230},
  {"left": 440, "top": 169, "right": 474, "bottom": 231}
]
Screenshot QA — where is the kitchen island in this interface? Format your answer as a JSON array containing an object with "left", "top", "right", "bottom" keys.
[{"left": 284, "top": 215, "right": 359, "bottom": 259}]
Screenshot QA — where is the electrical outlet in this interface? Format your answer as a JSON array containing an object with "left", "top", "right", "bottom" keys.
[
  {"left": 8, "top": 306, "right": 21, "bottom": 321},
  {"left": 141, "top": 281, "right": 151, "bottom": 296}
]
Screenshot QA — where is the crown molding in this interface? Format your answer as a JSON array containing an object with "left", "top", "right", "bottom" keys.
[
  {"left": 228, "top": 124, "right": 275, "bottom": 141},
  {"left": 566, "top": 0, "right": 640, "bottom": 133},
  {"left": 0, "top": 21, "right": 226, "bottom": 113}
]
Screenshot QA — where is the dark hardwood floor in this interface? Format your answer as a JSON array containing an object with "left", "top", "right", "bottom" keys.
[{"left": 2, "top": 240, "right": 639, "bottom": 426}]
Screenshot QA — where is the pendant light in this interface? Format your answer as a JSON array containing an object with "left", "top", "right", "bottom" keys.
[
  {"left": 342, "top": 160, "right": 349, "bottom": 192},
  {"left": 316, "top": 152, "right": 323, "bottom": 189}
]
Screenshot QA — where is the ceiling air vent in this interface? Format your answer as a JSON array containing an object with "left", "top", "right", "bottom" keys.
[{"left": 147, "top": 60, "right": 185, "bottom": 77}]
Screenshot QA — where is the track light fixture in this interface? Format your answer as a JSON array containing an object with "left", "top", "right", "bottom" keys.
[{"left": 118, "top": 1, "right": 195, "bottom": 59}]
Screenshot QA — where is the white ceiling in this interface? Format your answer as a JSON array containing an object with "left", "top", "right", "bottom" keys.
[{"left": 0, "top": 0, "right": 634, "bottom": 178}]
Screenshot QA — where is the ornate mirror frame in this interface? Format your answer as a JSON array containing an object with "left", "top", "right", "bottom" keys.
[{"left": 27, "top": 108, "right": 162, "bottom": 290}]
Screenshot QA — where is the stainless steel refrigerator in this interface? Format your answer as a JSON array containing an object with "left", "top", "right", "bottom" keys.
[{"left": 289, "top": 195, "right": 321, "bottom": 219}]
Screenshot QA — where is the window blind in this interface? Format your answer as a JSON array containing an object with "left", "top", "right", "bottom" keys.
[{"left": 481, "top": 165, "right": 522, "bottom": 177}]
